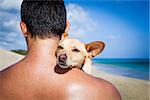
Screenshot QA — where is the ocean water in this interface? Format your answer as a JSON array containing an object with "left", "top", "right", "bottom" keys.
[{"left": 92, "top": 59, "right": 149, "bottom": 80}]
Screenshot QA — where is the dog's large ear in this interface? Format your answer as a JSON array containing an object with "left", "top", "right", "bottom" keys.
[{"left": 85, "top": 41, "right": 105, "bottom": 58}]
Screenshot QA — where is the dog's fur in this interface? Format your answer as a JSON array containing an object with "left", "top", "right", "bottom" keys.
[{"left": 56, "top": 33, "right": 105, "bottom": 74}]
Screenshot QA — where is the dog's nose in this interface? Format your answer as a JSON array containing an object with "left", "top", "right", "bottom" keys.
[{"left": 59, "top": 54, "right": 67, "bottom": 62}]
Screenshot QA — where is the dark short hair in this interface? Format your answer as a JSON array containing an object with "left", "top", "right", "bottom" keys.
[{"left": 21, "top": 0, "right": 66, "bottom": 39}]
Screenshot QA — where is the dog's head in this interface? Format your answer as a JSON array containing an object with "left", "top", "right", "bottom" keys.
[{"left": 56, "top": 34, "right": 105, "bottom": 69}]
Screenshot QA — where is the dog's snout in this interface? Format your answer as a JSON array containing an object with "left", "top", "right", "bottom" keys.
[{"left": 59, "top": 54, "right": 67, "bottom": 62}]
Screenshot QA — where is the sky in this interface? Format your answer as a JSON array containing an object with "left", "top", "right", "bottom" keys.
[{"left": 0, "top": 0, "right": 149, "bottom": 59}]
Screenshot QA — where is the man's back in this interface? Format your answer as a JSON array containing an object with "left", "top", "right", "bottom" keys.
[{"left": 0, "top": 58, "right": 121, "bottom": 100}]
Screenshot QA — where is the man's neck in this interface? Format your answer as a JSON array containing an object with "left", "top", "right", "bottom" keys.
[{"left": 25, "top": 38, "right": 59, "bottom": 65}]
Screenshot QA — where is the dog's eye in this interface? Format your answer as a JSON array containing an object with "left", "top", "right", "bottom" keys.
[
  {"left": 72, "top": 48, "right": 80, "bottom": 52},
  {"left": 58, "top": 46, "right": 63, "bottom": 49}
]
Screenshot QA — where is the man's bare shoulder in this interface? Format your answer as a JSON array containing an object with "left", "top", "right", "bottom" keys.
[
  {"left": 93, "top": 77, "right": 121, "bottom": 100},
  {"left": 65, "top": 69, "right": 121, "bottom": 100}
]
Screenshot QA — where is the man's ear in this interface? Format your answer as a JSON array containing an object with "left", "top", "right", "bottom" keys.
[
  {"left": 65, "top": 20, "right": 70, "bottom": 32},
  {"left": 61, "top": 20, "right": 70, "bottom": 39},
  {"left": 85, "top": 41, "right": 105, "bottom": 58},
  {"left": 20, "top": 21, "right": 28, "bottom": 37}
]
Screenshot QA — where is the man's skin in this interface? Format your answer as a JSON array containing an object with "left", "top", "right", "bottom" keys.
[{"left": 0, "top": 21, "right": 121, "bottom": 100}]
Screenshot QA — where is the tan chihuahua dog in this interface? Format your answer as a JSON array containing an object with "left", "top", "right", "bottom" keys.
[{"left": 56, "top": 33, "right": 105, "bottom": 74}]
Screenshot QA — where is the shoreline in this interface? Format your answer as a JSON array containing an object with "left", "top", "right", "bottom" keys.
[{"left": 93, "top": 62, "right": 149, "bottom": 81}]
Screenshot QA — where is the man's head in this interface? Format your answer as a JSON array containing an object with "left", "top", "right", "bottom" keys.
[{"left": 20, "top": 0, "right": 66, "bottom": 39}]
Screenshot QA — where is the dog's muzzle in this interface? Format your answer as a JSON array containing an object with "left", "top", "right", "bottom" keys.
[
  {"left": 59, "top": 54, "right": 67, "bottom": 62},
  {"left": 58, "top": 54, "right": 67, "bottom": 66}
]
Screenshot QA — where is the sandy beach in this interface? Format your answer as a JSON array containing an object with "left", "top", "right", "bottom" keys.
[
  {"left": 0, "top": 49, "right": 149, "bottom": 100},
  {"left": 91, "top": 67, "right": 149, "bottom": 100}
]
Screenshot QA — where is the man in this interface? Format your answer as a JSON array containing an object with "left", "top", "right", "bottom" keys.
[{"left": 0, "top": 0, "right": 121, "bottom": 100}]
